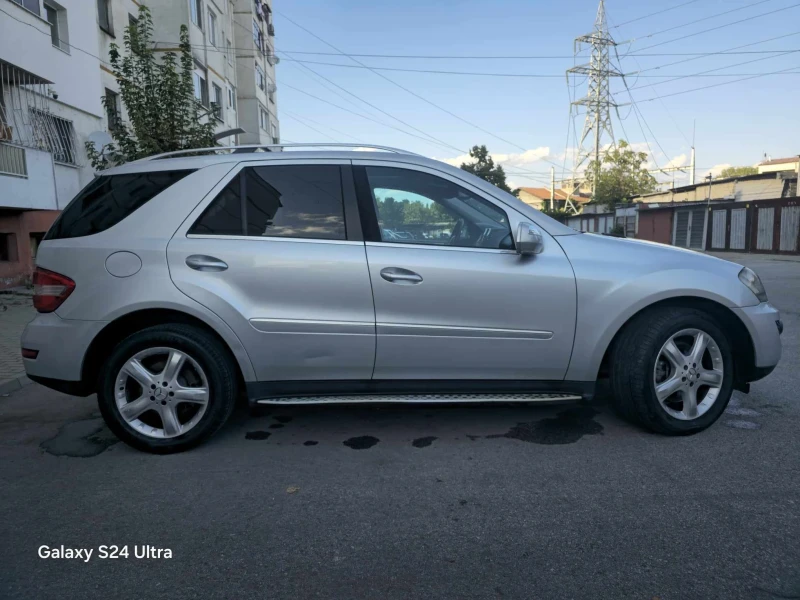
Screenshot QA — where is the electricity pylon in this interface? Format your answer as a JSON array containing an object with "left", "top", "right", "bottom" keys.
[{"left": 566, "top": 0, "right": 623, "bottom": 211}]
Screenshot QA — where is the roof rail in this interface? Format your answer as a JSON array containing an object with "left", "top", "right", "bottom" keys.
[{"left": 135, "top": 143, "right": 420, "bottom": 162}]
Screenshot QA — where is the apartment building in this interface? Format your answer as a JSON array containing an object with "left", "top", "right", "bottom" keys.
[
  {"left": 1, "top": 0, "right": 103, "bottom": 287},
  {"left": 232, "top": 0, "right": 279, "bottom": 144},
  {"left": 0, "top": 0, "right": 280, "bottom": 288}
]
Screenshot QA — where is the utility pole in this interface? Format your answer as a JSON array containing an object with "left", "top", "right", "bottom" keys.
[
  {"left": 566, "top": 0, "right": 622, "bottom": 213},
  {"left": 690, "top": 146, "right": 696, "bottom": 186},
  {"left": 550, "top": 166, "right": 555, "bottom": 211},
  {"left": 706, "top": 173, "right": 713, "bottom": 204}
]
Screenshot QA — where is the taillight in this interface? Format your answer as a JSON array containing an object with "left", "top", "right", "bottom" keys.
[{"left": 32, "top": 267, "right": 75, "bottom": 313}]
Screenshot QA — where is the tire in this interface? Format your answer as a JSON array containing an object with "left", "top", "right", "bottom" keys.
[
  {"left": 97, "top": 324, "right": 238, "bottom": 454},
  {"left": 609, "top": 307, "right": 735, "bottom": 435}
]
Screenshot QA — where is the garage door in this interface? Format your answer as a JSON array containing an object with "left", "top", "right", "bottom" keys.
[
  {"left": 674, "top": 208, "right": 707, "bottom": 249},
  {"left": 730, "top": 208, "right": 746, "bottom": 250},
  {"left": 756, "top": 207, "right": 774, "bottom": 251},
  {"left": 779, "top": 205, "right": 800, "bottom": 252},
  {"left": 711, "top": 210, "right": 727, "bottom": 249}
]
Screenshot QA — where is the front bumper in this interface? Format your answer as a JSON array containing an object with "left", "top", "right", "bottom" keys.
[
  {"left": 731, "top": 302, "right": 782, "bottom": 375},
  {"left": 21, "top": 312, "right": 107, "bottom": 388}
]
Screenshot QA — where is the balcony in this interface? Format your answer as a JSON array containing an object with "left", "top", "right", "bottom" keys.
[{"left": 0, "top": 60, "right": 82, "bottom": 168}]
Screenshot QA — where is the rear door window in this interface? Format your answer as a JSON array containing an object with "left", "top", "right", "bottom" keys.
[
  {"left": 189, "top": 165, "right": 346, "bottom": 240},
  {"left": 45, "top": 170, "right": 194, "bottom": 240}
]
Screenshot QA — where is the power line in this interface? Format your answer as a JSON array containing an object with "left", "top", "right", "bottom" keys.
[
  {"left": 625, "top": 1, "right": 800, "bottom": 54},
  {"left": 634, "top": 65, "right": 800, "bottom": 102},
  {"left": 627, "top": 48, "right": 800, "bottom": 91},
  {"left": 281, "top": 111, "right": 339, "bottom": 143},
  {"left": 611, "top": 0, "right": 704, "bottom": 29},
  {"left": 628, "top": 31, "right": 800, "bottom": 74},
  {"left": 282, "top": 109, "right": 369, "bottom": 144},
  {"left": 276, "top": 55, "right": 800, "bottom": 78},
  {"left": 276, "top": 10, "right": 562, "bottom": 167},
  {"left": 255, "top": 49, "right": 800, "bottom": 59}
]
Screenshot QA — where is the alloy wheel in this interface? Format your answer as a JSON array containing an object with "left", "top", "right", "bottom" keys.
[
  {"left": 114, "top": 347, "right": 210, "bottom": 439},
  {"left": 653, "top": 328, "right": 724, "bottom": 421}
]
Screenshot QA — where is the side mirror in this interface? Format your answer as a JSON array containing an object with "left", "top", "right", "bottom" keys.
[{"left": 515, "top": 222, "right": 544, "bottom": 255}]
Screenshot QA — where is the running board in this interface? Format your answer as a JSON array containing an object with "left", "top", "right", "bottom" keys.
[{"left": 254, "top": 393, "right": 582, "bottom": 405}]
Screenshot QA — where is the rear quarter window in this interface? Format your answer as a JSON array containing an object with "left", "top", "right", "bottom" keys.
[{"left": 45, "top": 170, "right": 194, "bottom": 240}]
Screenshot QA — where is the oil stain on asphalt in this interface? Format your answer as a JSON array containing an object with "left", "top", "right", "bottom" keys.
[
  {"left": 343, "top": 435, "right": 380, "bottom": 450},
  {"left": 486, "top": 406, "right": 603, "bottom": 445},
  {"left": 412, "top": 436, "right": 437, "bottom": 448},
  {"left": 41, "top": 418, "right": 118, "bottom": 457},
  {"left": 245, "top": 431, "right": 271, "bottom": 440}
]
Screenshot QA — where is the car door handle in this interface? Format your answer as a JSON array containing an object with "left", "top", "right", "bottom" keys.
[
  {"left": 186, "top": 255, "right": 228, "bottom": 272},
  {"left": 380, "top": 267, "right": 423, "bottom": 284}
]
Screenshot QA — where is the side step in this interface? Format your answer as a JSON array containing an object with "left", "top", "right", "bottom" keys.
[{"left": 255, "top": 393, "right": 582, "bottom": 405}]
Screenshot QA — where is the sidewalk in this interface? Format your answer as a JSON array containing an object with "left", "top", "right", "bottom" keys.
[
  {"left": 706, "top": 251, "right": 800, "bottom": 263},
  {"left": 0, "top": 291, "right": 35, "bottom": 395}
]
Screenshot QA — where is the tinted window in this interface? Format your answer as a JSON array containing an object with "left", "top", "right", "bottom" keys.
[
  {"left": 46, "top": 170, "right": 194, "bottom": 240},
  {"left": 189, "top": 165, "right": 346, "bottom": 240},
  {"left": 365, "top": 167, "right": 512, "bottom": 249}
]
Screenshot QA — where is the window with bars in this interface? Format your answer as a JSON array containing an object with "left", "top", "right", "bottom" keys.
[{"left": 29, "top": 109, "right": 79, "bottom": 165}]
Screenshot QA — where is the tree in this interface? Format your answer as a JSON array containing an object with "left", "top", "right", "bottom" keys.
[
  {"left": 86, "top": 6, "right": 217, "bottom": 170},
  {"left": 460, "top": 145, "right": 519, "bottom": 196},
  {"left": 586, "top": 140, "right": 658, "bottom": 211},
  {"left": 718, "top": 165, "right": 757, "bottom": 178}
]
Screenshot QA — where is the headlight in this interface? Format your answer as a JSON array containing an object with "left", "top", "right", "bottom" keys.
[{"left": 738, "top": 267, "right": 768, "bottom": 302}]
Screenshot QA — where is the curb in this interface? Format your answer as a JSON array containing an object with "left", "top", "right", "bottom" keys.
[{"left": 0, "top": 373, "right": 33, "bottom": 396}]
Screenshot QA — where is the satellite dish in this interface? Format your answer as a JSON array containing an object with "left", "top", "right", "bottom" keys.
[{"left": 87, "top": 131, "right": 114, "bottom": 156}]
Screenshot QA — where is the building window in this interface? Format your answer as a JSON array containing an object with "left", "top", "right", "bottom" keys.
[
  {"left": 104, "top": 88, "right": 121, "bottom": 130},
  {"left": 45, "top": 1, "right": 69, "bottom": 52},
  {"left": 226, "top": 38, "right": 233, "bottom": 64},
  {"left": 190, "top": 0, "right": 203, "bottom": 29},
  {"left": 267, "top": 78, "right": 275, "bottom": 103},
  {"left": 97, "top": 0, "right": 113, "bottom": 35},
  {"left": 227, "top": 85, "right": 236, "bottom": 110},
  {"left": 270, "top": 122, "right": 278, "bottom": 144},
  {"left": 192, "top": 71, "right": 208, "bottom": 107},
  {"left": 259, "top": 108, "right": 268, "bottom": 131},
  {"left": 252, "top": 19, "right": 260, "bottom": 48},
  {"left": 255, "top": 64, "right": 265, "bottom": 91},
  {"left": 0, "top": 233, "right": 19, "bottom": 262},
  {"left": 30, "top": 109, "right": 78, "bottom": 165},
  {"left": 212, "top": 83, "right": 223, "bottom": 120},
  {"left": 10, "top": 0, "right": 40, "bottom": 17},
  {"left": 128, "top": 13, "right": 137, "bottom": 27},
  {"left": 207, "top": 9, "right": 217, "bottom": 46}
]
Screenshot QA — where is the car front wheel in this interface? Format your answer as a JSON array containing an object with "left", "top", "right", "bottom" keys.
[
  {"left": 610, "top": 307, "right": 735, "bottom": 435},
  {"left": 97, "top": 324, "right": 238, "bottom": 453}
]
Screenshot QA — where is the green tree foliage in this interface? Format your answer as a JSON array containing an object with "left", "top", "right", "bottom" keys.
[
  {"left": 718, "top": 165, "right": 758, "bottom": 178},
  {"left": 86, "top": 6, "right": 217, "bottom": 170},
  {"left": 460, "top": 145, "right": 519, "bottom": 197},
  {"left": 377, "top": 197, "right": 454, "bottom": 229},
  {"left": 586, "top": 140, "right": 658, "bottom": 210}
]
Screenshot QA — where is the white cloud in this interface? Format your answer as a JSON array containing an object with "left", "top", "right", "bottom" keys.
[{"left": 433, "top": 147, "right": 555, "bottom": 171}]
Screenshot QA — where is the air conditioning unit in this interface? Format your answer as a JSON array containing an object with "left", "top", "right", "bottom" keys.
[
  {"left": 266, "top": 53, "right": 279, "bottom": 66},
  {"left": 267, "top": 82, "right": 277, "bottom": 94}
]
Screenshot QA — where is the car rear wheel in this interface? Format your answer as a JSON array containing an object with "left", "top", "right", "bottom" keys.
[
  {"left": 610, "top": 307, "right": 735, "bottom": 435},
  {"left": 97, "top": 324, "right": 238, "bottom": 454}
]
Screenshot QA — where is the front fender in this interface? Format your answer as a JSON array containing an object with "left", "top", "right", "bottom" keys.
[{"left": 557, "top": 234, "right": 754, "bottom": 382}]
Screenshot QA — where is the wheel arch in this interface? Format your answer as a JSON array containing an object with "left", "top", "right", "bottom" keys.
[
  {"left": 81, "top": 307, "right": 255, "bottom": 393},
  {"left": 596, "top": 296, "right": 755, "bottom": 386}
]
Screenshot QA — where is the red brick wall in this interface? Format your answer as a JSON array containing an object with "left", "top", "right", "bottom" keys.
[{"left": 0, "top": 210, "right": 59, "bottom": 289}]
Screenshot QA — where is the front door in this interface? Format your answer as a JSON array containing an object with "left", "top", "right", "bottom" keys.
[
  {"left": 168, "top": 160, "right": 375, "bottom": 381},
  {"left": 354, "top": 162, "right": 577, "bottom": 381}
]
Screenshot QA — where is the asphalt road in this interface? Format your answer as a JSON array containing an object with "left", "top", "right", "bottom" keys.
[{"left": 1, "top": 254, "right": 798, "bottom": 600}]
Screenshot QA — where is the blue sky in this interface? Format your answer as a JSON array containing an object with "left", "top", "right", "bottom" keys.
[{"left": 273, "top": 0, "right": 800, "bottom": 189}]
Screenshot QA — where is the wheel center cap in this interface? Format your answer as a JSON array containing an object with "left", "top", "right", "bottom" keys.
[
  {"left": 688, "top": 368, "right": 698, "bottom": 380},
  {"left": 154, "top": 387, "right": 167, "bottom": 400}
]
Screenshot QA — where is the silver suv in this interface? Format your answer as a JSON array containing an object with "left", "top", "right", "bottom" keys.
[{"left": 21, "top": 144, "right": 782, "bottom": 453}]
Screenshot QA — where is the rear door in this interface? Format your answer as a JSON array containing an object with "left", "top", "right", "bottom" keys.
[
  {"left": 167, "top": 160, "right": 375, "bottom": 381},
  {"left": 353, "top": 161, "right": 577, "bottom": 381}
]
